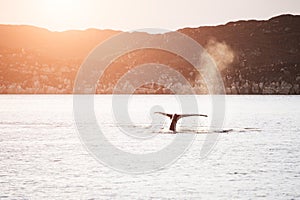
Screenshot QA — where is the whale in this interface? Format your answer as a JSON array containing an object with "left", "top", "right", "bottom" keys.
[{"left": 155, "top": 112, "right": 208, "bottom": 132}]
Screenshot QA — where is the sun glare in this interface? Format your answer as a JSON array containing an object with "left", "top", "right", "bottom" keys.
[{"left": 41, "top": 0, "right": 83, "bottom": 26}]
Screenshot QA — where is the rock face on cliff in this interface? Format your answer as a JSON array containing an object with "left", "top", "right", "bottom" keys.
[
  {"left": 0, "top": 14, "right": 299, "bottom": 94},
  {"left": 0, "top": 25, "right": 120, "bottom": 59},
  {"left": 179, "top": 14, "right": 300, "bottom": 82}
]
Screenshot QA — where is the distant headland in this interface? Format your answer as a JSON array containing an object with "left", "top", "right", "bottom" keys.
[{"left": 0, "top": 14, "right": 299, "bottom": 94}]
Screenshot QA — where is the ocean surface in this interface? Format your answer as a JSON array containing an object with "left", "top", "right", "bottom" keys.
[{"left": 0, "top": 95, "right": 299, "bottom": 199}]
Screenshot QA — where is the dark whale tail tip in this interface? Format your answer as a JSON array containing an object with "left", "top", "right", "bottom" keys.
[{"left": 155, "top": 112, "right": 208, "bottom": 132}]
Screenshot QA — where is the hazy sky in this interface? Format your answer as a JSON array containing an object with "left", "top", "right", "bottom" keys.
[{"left": 0, "top": 0, "right": 299, "bottom": 31}]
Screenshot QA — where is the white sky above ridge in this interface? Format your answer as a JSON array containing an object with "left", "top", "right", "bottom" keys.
[{"left": 0, "top": 0, "right": 299, "bottom": 31}]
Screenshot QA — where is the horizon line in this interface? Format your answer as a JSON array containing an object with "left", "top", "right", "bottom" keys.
[{"left": 0, "top": 13, "right": 298, "bottom": 33}]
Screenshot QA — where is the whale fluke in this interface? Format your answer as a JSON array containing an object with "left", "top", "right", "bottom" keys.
[{"left": 155, "top": 112, "right": 208, "bottom": 132}]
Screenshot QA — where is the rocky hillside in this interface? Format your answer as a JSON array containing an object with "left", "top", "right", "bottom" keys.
[
  {"left": 0, "top": 25, "right": 120, "bottom": 59},
  {"left": 0, "top": 14, "right": 299, "bottom": 94},
  {"left": 179, "top": 14, "right": 300, "bottom": 82}
]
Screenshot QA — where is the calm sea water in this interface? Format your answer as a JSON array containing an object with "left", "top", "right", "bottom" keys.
[{"left": 0, "top": 95, "right": 299, "bottom": 199}]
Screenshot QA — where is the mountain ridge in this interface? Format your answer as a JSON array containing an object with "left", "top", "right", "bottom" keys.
[
  {"left": 0, "top": 14, "right": 299, "bottom": 61},
  {"left": 0, "top": 14, "right": 299, "bottom": 94}
]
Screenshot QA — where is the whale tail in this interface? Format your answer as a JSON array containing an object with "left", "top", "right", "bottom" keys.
[{"left": 155, "top": 112, "right": 208, "bottom": 132}]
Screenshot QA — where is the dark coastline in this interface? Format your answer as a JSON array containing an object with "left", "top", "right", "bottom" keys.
[{"left": 0, "top": 14, "right": 299, "bottom": 95}]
